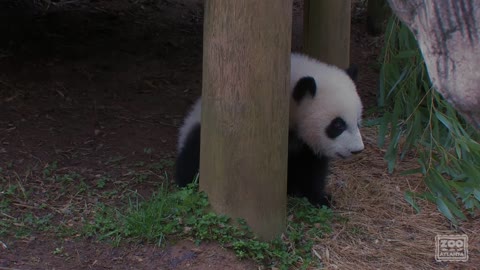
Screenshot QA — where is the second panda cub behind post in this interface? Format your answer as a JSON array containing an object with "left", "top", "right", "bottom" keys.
[{"left": 176, "top": 53, "right": 364, "bottom": 207}]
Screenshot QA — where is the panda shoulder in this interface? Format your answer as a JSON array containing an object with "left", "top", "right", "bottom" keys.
[{"left": 178, "top": 98, "right": 202, "bottom": 151}]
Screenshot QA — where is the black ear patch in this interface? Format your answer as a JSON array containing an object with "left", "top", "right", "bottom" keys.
[
  {"left": 326, "top": 117, "right": 347, "bottom": 139},
  {"left": 345, "top": 64, "right": 358, "bottom": 82},
  {"left": 293, "top": 76, "right": 317, "bottom": 102}
]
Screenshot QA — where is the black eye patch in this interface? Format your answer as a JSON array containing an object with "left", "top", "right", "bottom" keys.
[{"left": 326, "top": 117, "right": 347, "bottom": 139}]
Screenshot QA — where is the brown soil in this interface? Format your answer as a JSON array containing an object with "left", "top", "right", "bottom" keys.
[
  {"left": 0, "top": 1, "right": 259, "bottom": 269},
  {"left": 2, "top": 1, "right": 477, "bottom": 270}
]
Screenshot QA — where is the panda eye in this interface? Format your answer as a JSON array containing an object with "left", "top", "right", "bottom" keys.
[{"left": 326, "top": 117, "right": 347, "bottom": 139}]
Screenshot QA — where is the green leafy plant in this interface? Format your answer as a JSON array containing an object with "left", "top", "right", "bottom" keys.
[
  {"left": 379, "top": 16, "right": 480, "bottom": 223},
  {"left": 84, "top": 183, "right": 333, "bottom": 269}
]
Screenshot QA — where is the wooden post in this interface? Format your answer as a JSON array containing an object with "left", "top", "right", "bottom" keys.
[
  {"left": 201, "top": 0, "right": 292, "bottom": 240},
  {"left": 367, "top": 0, "right": 390, "bottom": 36},
  {"left": 303, "top": 0, "right": 351, "bottom": 68}
]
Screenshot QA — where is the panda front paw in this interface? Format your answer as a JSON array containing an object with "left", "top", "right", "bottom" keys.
[{"left": 309, "top": 193, "right": 333, "bottom": 208}]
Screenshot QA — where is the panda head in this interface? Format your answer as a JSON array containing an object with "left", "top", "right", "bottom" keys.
[{"left": 290, "top": 53, "right": 364, "bottom": 160}]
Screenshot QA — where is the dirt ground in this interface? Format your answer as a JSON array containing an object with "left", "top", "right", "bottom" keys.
[{"left": 1, "top": 0, "right": 477, "bottom": 269}]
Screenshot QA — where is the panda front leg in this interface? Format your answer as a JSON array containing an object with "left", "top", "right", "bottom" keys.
[
  {"left": 307, "top": 188, "right": 332, "bottom": 207},
  {"left": 288, "top": 147, "right": 332, "bottom": 207},
  {"left": 306, "top": 155, "right": 332, "bottom": 207}
]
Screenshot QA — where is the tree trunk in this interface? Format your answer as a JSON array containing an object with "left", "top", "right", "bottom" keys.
[
  {"left": 388, "top": 0, "right": 480, "bottom": 128},
  {"left": 201, "top": 0, "right": 292, "bottom": 240},
  {"left": 303, "top": 0, "right": 351, "bottom": 68}
]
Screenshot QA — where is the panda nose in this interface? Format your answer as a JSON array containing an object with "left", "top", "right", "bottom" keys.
[{"left": 351, "top": 149, "right": 363, "bottom": 155}]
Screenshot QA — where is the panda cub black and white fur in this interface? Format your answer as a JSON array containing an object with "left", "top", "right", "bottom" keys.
[{"left": 175, "top": 53, "right": 364, "bottom": 207}]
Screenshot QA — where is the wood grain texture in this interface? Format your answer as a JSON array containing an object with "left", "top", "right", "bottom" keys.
[
  {"left": 200, "top": 0, "right": 292, "bottom": 240},
  {"left": 367, "top": 0, "right": 390, "bottom": 36},
  {"left": 303, "top": 0, "right": 351, "bottom": 68}
]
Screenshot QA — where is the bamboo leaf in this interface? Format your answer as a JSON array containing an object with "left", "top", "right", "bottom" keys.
[
  {"left": 443, "top": 199, "right": 467, "bottom": 221},
  {"left": 394, "top": 50, "right": 417, "bottom": 59},
  {"left": 473, "top": 189, "right": 480, "bottom": 201},
  {"left": 435, "top": 111, "right": 454, "bottom": 132},
  {"left": 379, "top": 16, "right": 480, "bottom": 220},
  {"left": 436, "top": 197, "right": 455, "bottom": 223},
  {"left": 404, "top": 192, "right": 421, "bottom": 213},
  {"left": 362, "top": 117, "right": 382, "bottom": 127},
  {"left": 400, "top": 167, "right": 423, "bottom": 175}
]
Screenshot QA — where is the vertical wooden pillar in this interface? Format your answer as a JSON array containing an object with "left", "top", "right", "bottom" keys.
[
  {"left": 367, "top": 0, "right": 390, "bottom": 36},
  {"left": 303, "top": 0, "right": 351, "bottom": 68},
  {"left": 201, "top": 0, "right": 292, "bottom": 240}
]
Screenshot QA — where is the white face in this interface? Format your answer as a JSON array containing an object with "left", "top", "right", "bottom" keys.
[
  {"left": 290, "top": 54, "right": 364, "bottom": 159},
  {"left": 289, "top": 53, "right": 365, "bottom": 160},
  {"left": 295, "top": 94, "right": 364, "bottom": 159},
  {"left": 322, "top": 116, "right": 364, "bottom": 159}
]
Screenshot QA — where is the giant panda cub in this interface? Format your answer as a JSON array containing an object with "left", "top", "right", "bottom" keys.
[{"left": 175, "top": 53, "right": 364, "bottom": 207}]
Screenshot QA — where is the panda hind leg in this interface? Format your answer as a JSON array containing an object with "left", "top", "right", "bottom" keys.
[{"left": 175, "top": 124, "right": 201, "bottom": 187}]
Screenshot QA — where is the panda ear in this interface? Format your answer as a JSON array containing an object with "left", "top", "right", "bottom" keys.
[
  {"left": 345, "top": 64, "right": 358, "bottom": 82},
  {"left": 293, "top": 76, "right": 317, "bottom": 102}
]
